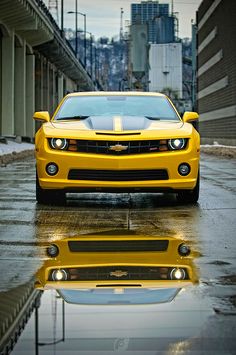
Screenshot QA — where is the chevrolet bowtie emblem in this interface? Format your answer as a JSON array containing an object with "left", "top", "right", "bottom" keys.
[
  {"left": 109, "top": 144, "right": 128, "bottom": 152},
  {"left": 110, "top": 270, "right": 128, "bottom": 278}
]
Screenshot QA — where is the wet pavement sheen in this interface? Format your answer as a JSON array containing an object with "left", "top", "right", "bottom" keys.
[{"left": 0, "top": 153, "right": 236, "bottom": 354}]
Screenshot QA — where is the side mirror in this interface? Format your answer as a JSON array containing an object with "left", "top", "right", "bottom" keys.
[
  {"left": 182, "top": 111, "right": 199, "bottom": 123},
  {"left": 182, "top": 111, "right": 199, "bottom": 131},
  {"left": 33, "top": 111, "right": 50, "bottom": 123}
]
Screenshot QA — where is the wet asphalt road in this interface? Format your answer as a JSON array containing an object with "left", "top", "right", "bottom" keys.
[{"left": 0, "top": 153, "right": 236, "bottom": 354}]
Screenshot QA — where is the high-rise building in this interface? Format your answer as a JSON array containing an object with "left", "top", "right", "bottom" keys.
[{"left": 131, "top": 0, "right": 173, "bottom": 43}]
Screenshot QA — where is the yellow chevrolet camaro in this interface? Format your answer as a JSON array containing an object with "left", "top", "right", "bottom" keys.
[{"left": 33, "top": 92, "right": 200, "bottom": 204}]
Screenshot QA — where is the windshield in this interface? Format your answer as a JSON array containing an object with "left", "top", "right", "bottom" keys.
[
  {"left": 58, "top": 288, "right": 180, "bottom": 305},
  {"left": 55, "top": 95, "right": 180, "bottom": 121}
]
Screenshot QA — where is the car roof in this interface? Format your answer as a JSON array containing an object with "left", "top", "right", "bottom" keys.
[{"left": 66, "top": 91, "right": 166, "bottom": 98}]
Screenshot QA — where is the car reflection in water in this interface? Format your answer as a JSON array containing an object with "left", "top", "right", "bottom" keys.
[
  {"left": 20, "top": 232, "right": 215, "bottom": 354},
  {"left": 35, "top": 232, "right": 198, "bottom": 305}
]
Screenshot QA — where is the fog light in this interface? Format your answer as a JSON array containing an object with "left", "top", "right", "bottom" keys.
[
  {"left": 46, "top": 163, "right": 58, "bottom": 176},
  {"left": 178, "top": 163, "right": 190, "bottom": 176},
  {"left": 51, "top": 269, "right": 68, "bottom": 281},
  {"left": 170, "top": 268, "right": 185, "bottom": 280},
  {"left": 178, "top": 243, "right": 191, "bottom": 256},
  {"left": 47, "top": 244, "right": 59, "bottom": 257}
]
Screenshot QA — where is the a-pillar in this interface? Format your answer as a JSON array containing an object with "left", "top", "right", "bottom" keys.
[
  {"left": 14, "top": 35, "right": 26, "bottom": 138},
  {"left": 26, "top": 45, "right": 35, "bottom": 139},
  {"left": 1, "top": 30, "right": 14, "bottom": 136}
]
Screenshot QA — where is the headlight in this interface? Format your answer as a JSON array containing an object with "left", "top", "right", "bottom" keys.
[
  {"left": 168, "top": 138, "right": 186, "bottom": 150},
  {"left": 50, "top": 138, "right": 68, "bottom": 150},
  {"left": 51, "top": 269, "right": 68, "bottom": 281}
]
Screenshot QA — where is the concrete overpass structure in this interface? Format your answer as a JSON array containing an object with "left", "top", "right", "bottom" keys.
[{"left": 0, "top": 0, "right": 98, "bottom": 140}]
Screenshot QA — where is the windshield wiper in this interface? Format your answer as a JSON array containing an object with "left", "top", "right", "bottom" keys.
[
  {"left": 145, "top": 116, "right": 161, "bottom": 120},
  {"left": 56, "top": 115, "right": 89, "bottom": 120},
  {"left": 145, "top": 116, "right": 177, "bottom": 121}
]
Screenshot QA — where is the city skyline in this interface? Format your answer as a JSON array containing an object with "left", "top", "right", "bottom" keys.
[{"left": 47, "top": 0, "right": 202, "bottom": 40}]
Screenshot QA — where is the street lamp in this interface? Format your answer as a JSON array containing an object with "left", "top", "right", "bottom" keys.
[
  {"left": 79, "top": 30, "right": 93, "bottom": 77},
  {"left": 67, "top": 8, "right": 87, "bottom": 68}
]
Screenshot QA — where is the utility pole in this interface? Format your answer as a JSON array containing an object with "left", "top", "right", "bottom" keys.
[
  {"left": 61, "top": 0, "right": 64, "bottom": 33},
  {"left": 75, "top": 0, "right": 78, "bottom": 57},
  {"left": 120, "top": 8, "right": 124, "bottom": 42}
]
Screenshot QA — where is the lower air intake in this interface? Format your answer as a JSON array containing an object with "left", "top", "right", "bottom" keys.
[{"left": 68, "top": 169, "right": 168, "bottom": 181}]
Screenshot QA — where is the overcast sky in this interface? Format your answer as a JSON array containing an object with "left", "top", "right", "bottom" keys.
[{"left": 48, "top": 0, "right": 202, "bottom": 40}]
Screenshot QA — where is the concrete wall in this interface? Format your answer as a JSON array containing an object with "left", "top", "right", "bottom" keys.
[
  {"left": 0, "top": 29, "right": 2, "bottom": 135},
  {"left": 197, "top": 0, "right": 236, "bottom": 145},
  {"left": 34, "top": 53, "right": 65, "bottom": 115}
]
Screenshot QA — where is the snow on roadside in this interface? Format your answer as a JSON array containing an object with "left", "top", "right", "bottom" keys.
[
  {"left": 0, "top": 141, "right": 35, "bottom": 166},
  {"left": 201, "top": 143, "right": 236, "bottom": 159},
  {"left": 201, "top": 143, "right": 236, "bottom": 149},
  {"left": 0, "top": 141, "right": 34, "bottom": 156}
]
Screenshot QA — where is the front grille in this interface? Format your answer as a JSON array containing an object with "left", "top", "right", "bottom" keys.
[
  {"left": 68, "top": 169, "right": 168, "bottom": 181},
  {"left": 75, "top": 139, "right": 168, "bottom": 155},
  {"left": 68, "top": 240, "right": 169, "bottom": 252},
  {"left": 49, "top": 266, "right": 189, "bottom": 281}
]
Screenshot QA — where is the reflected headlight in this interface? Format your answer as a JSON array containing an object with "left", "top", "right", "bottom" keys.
[
  {"left": 168, "top": 138, "right": 186, "bottom": 150},
  {"left": 51, "top": 269, "right": 68, "bottom": 281},
  {"left": 170, "top": 268, "right": 186, "bottom": 280},
  {"left": 50, "top": 138, "right": 68, "bottom": 150}
]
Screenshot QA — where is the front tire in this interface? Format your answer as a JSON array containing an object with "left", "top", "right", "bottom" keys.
[
  {"left": 36, "top": 173, "right": 66, "bottom": 205},
  {"left": 177, "top": 173, "right": 200, "bottom": 204}
]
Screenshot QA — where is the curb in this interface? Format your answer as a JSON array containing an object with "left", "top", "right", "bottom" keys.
[
  {"left": 0, "top": 150, "right": 35, "bottom": 166},
  {"left": 201, "top": 147, "right": 236, "bottom": 159}
]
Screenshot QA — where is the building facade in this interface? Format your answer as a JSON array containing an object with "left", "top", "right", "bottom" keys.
[
  {"left": 197, "top": 0, "right": 236, "bottom": 145},
  {"left": 149, "top": 43, "right": 182, "bottom": 99},
  {"left": 131, "top": 1, "right": 174, "bottom": 44}
]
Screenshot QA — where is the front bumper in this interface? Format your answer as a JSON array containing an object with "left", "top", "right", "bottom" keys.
[{"left": 36, "top": 142, "right": 199, "bottom": 191}]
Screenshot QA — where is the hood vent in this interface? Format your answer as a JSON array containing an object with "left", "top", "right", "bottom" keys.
[{"left": 96, "top": 132, "right": 141, "bottom": 136}]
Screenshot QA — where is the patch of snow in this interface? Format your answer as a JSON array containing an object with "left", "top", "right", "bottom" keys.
[{"left": 0, "top": 141, "right": 34, "bottom": 156}]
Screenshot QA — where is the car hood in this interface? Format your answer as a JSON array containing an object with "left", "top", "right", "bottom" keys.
[
  {"left": 43, "top": 116, "right": 192, "bottom": 139},
  {"left": 50, "top": 116, "right": 184, "bottom": 131}
]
